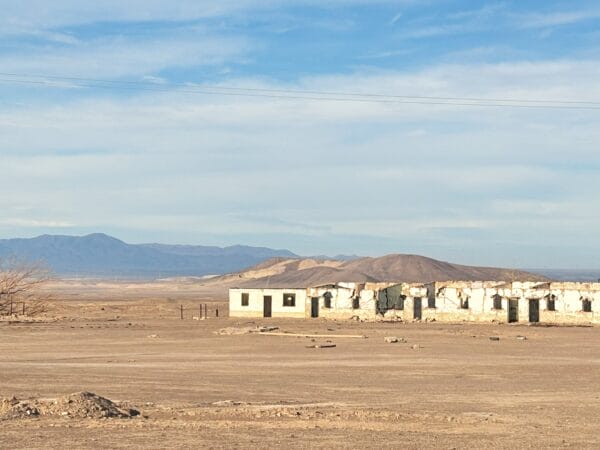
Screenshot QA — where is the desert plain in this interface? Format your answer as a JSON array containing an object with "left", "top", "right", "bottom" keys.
[{"left": 1, "top": 279, "right": 600, "bottom": 449}]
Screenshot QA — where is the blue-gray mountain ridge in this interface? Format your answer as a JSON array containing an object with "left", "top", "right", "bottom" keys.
[{"left": 0, "top": 233, "right": 297, "bottom": 278}]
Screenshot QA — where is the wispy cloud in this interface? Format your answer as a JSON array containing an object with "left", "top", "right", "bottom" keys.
[
  {"left": 0, "top": 218, "right": 75, "bottom": 228},
  {"left": 0, "top": 32, "right": 251, "bottom": 78},
  {"left": 389, "top": 12, "right": 403, "bottom": 25},
  {"left": 517, "top": 9, "right": 600, "bottom": 29}
]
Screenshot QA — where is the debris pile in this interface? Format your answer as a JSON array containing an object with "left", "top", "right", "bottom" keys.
[
  {"left": 217, "top": 325, "right": 279, "bottom": 335},
  {"left": 384, "top": 336, "right": 407, "bottom": 344},
  {"left": 0, "top": 397, "right": 39, "bottom": 419},
  {"left": 0, "top": 392, "right": 139, "bottom": 420}
]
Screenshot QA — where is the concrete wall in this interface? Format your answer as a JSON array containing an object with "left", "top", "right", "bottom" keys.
[
  {"left": 307, "top": 283, "right": 379, "bottom": 320},
  {"left": 381, "top": 284, "right": 429, "bottom": 321},
  {"left": 426, "top": 281, "right": 600, "bottom": 324},
  {"left": 229, "top": 288, "right": 307, "bottom": 318},
  {"left": 229, "top": 281, "right": 600, "bottom": 324}
]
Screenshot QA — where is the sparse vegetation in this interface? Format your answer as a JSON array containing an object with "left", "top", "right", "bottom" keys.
[{"left": 0, "top": 257, "right": 51, "bottom": 317}]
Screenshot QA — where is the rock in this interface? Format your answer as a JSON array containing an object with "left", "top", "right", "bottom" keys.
[
  {"left": 384, "top": 336, "right": 399, "bottom": 343},
  {"left": 411, "top": 344, "right": 421, "bottom": 350},
  {"left": 516, "top": 335, "right": 527, "bottom": 340},
  {"left": 489, "top": 336, "right": 500, "bottom": 341}
]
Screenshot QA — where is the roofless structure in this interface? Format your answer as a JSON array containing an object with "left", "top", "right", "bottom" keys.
[{"left": 229, "top": 281, "right": 600, "bottom": 325}]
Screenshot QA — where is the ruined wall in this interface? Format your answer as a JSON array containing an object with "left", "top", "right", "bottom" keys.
[
  {"left": 428, "top": 282, "right": 511, "bottom": 323},
  {"left": 425, "top": 281, "right": 600, "bottom": 324},
  {"left": 229, "top": 282, "right": 600, "bottom": 324},
  {"left": 380, "top": 284, "right": 429, "bottom": 321},
  {"left": 520, "top": 282, "right": 600, "bottom": 325},
  {"left": 307, "top": 283, "right": 378, "bottom": 320}
]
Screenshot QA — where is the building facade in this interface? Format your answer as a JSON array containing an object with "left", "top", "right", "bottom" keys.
[{"left": 229, "top": 281, "right": 600, "bottom": 324}]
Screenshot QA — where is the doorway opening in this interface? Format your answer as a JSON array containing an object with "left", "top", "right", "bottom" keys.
[
  {"left": 413, "top": 297, "right": 422, "bottom": 320},
  {"left": 263, "top": 296, "right": 272, "bottom": 318},
  {"left": 508, "top": 299, "right": 519, "bottom": 323},
  {"left": 529, "top": 299, "right": 540, "bottom": 323},
  {"left": 310, "top": 297, "right": 319, "bottom": 318}
]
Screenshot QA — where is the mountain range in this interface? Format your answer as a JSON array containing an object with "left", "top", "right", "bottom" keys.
[
  {"left": 1, "top": 233, "right": 594, "bottom": 282},
  {"left": 0, "top": 233, "right": 297, "bottom": 277}
]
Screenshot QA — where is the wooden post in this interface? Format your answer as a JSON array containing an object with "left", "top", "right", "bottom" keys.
[
  {"left": 216, "top": 308, "right": 219, "bottom": 318},
  {"left": 180, "top": 305, "right": 184, "bottom": 320},
  {"left": 22, "top": 302, "right": 25, "bottom": 316},
  {"left": 9, "top": 299, "right": 12, "bottom": 315},
  {"left": 204, "top": 304, "right": 208, "bottom": 319}
]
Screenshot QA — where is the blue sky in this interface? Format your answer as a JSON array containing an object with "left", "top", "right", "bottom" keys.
[{"left": 1, "top": 1, "right": 600, "bottom": 269}]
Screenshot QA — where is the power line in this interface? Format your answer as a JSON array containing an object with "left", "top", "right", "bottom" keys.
[
  {"left": 2, "top": 71, "right": 599, "bottom": 105},
  {"left": 1, "top": 72, "right": 600, "bottom": 110}
]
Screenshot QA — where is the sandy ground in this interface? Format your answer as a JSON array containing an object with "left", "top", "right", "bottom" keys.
[{"left": 1, "top": 281, "right": 600, "bottom": 449}]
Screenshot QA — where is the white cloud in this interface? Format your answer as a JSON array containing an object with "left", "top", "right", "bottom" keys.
[{"left": 1, "top": 58, "right": 599, "bottom": 264}]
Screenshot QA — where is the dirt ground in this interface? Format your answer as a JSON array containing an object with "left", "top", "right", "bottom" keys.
[{"left": 1, "top": 280, "right": 600, "bottom": 449}]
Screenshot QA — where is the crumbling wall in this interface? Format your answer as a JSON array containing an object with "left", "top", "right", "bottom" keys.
[
  {"left": 380, "top": 284, "right": 428, "bottom": 321},
  {"left": 308, "top": 283, "right": 378, "bottom": 320},
  {"left": 229, "top": 281, "right": 600, "bottom": 324}
]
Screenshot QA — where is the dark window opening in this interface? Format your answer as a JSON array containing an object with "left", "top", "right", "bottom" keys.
[
  {"left": 546, "top": 296, "right": 556, "bottom": 311},
  {"left": 241, "top": 293, "right": 249, "bottom": 307},
  {"left": 460, "top": 298, "right": 469, "bottom": 309},
  {"left": 352, "top": 298, "right": 360, "bottom": 310},
  {"left": 283, "top": 293, "right": 296, "bottom": 307},
  {"left": 582, "top": 298, "right": 592, "bottom": 312},
  {"left": 493, "top": 295, "right": 503, "bottom": 310},
  {"left": 427, "top": 296, "right": 436, "bottom": 308},
  {"left": 395, "top": 296, "right": 405, "bottom": 310},
  {"left": 323, "top": 292, "right": 332, "bottom": 309}
]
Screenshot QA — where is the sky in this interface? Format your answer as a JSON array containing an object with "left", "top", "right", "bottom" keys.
[{"left": 1, "top": 0, "right": 600, "bottom": 269}]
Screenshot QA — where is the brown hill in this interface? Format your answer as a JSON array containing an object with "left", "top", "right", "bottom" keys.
[{"left": 223, "top": 254, "right": 547, "bottom": 288}]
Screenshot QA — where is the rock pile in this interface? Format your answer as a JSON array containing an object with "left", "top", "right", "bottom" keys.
[{"left": 0, "top": 392, "right": 139, "bottom": 420}]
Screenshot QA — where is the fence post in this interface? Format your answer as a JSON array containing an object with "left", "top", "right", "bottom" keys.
[
  {"left": 204, "top": 304, "right": 207, "bottom": 319},
  {"left": 9, "top": 299, "right": 12, "bottom": 315},
  {"left": 216, "top": 308, "right": 219, "bottom": 318},
  {"left": 180, "top": 305, "right": 184, "bottom": 320},
  {"left": 22, "top": 302, "right": 25, "bottom": 316}
]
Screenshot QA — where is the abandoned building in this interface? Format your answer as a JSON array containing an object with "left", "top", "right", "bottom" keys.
[{"left": 228, "top": 281, "right": 600, "bottom": 324}]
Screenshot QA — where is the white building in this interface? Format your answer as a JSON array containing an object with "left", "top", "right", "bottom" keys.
[{"left": 229, "top": 280, "right": 600, "bottom": 324}]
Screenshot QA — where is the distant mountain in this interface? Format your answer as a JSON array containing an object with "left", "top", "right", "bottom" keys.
[
  {"left": 0, "top": 233, "right": 558, "bottom": 283},
  {"left": 526, "top": 268, "right": 600, "bottom": 282},
  {"left": 0, "top": 233, "right": 298, "bottom": 278},
  {"left": 218, "top": 255, "right": 547, "bottom": 289}
]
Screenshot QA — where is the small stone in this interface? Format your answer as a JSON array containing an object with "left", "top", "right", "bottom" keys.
[
  {"left": 489, "top": 336, "right": 500, "bottom": 341},
  {"left": 384, "top": 336, "right": 399, "bottom": 343}
]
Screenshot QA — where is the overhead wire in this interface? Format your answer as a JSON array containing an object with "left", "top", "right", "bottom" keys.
[{"left": 1, "top": 72, "right": 599, "bottom": 110}]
